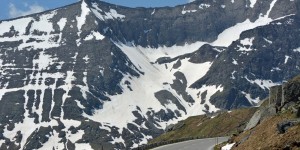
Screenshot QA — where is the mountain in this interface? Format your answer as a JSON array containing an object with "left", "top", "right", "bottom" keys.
[{"left": 0, "top": 0, "right": 299, "bottom": 149}]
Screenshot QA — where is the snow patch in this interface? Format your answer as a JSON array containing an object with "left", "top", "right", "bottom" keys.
[
  {"left": 263, "top": 38, "right": 272, "bottom": 44},
  {"left": 0, "top": 11, "right": 64, "bottom": 50},
  {"left": 83, "top": 56, "right": 89, "bottom": 63},
  {"left": 293, "top": 47, "right": 300, "bottom": 52},
  {"left": 212, "top": 18, "right": 269, "bottom": 47},
  {"left": 67, "top": 130, "right": 85, "bottom": 143},
  {"left": 271, "top": 67, "right": 281, "bottom": 72},
  {"left": 30, "top": 11, "right": 56, "bottom": 33},
  {"left": 222, "top": 143, "right": 235, "bottom": 150},
  {"left": 139, "top": 134, "right": 152, "bottom": 145},
  {"left": 240, "top": 37, "right": 254, "bottom": 46},
  {"left": 38, "top": 130, "right": 64, "bottom": 150},
  {"left": 0, "top": 140, "right": 4, "bottom": 147},
  {"left": 285, "top": 55, "right": 291, "bottom": 64},
  {"left": 187, "top": 85, "right": 223, "bottom": 116},
  {"left": 212, "top": 0, "right": 278, "bottom": 47},
  {"left": 180, "top": 60, "right": 212, "bottom": 86},
  {"left": 111, "top": 136, "right": 125, "bottom": 145},
  {"left": 134, "top": 41, "right": 206, "bottom": 62},
  {"left": 60, "top": 136, "right": 93, "bottom": 150},
  {"left": 231, "top": 71, "right": 237, "bottom": 79},
  {"left": 20, "top": 34, "right": 61, "bottom": 50},
  {"left": 182, "top": 6, "right": 197, "bottom": 15},
  {"left": 33, "top": 51, "right": 57, "bottom": 70},
  {"left": 76, "top": 0, "right": 90, "bottom": 35},
  {"left": 91, "top": 3, "right": 125, "bottom": 21},
  {"left": 236, "top": 37, "right": 256, "bottom": 52},
  {"left": 107, "top": 9, "right": 125, "bottom": 20},
  {"left": 0, "top": 17, "right": 33, "bottom": 36},
  {"left": 57, "top": 18, "right": 67, "bottom": 31},
  {"left": 84, "top": 30, "right": 105, "bottom": 41},
  {"left": 249, "top": 0, "right": 257, "bottom": 8},
  {"left": 242, "top": 91, "right": 260, "bottom": 104},
  {"left": 232, "top": 59, "right": 238, "bottom": 65},
  {"left": 61, "top": 119, "right": 81, "bottom": 129},
  {"left": 3, "top": 119, "right": 59, "bottom": 149},
  {"left": 75, "top": 143, "right": 93, "bottom": 150},
  {"left": 75, "top": 100, "right": 85, "bottom": 109},
  {"left": 245, "top": 76, "right": 281, "bottom": 90},
  {"left": 199, "top": 4, "right": 211, "bottom": 9},
  {"left": 100, "top": 125, "right": 111, "bottom": 132},
  {"left": 151, "top": 9, "right": 156, "bottom": 15}
]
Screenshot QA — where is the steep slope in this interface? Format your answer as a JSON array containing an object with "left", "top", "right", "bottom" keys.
[
  {"left": 88, "top": 0, "right": 296, "bottom": 47},
  {"left": 219, "top": 75, "right": 300, "bottom": 150},
  {"left": 149, "top": 107, "right": 258, "bottom": 144},
  {"left": 192, "top": 15, "right": 300, "bottom": 109},
  {"left": 0, "top": 2, "right": 136, "bottom": 150},
  {"left": 0, "top": 0, "right": 298, "bottom": 149},
  {"left": 228, "top": 112, "right": 300, "bottom": 150}
]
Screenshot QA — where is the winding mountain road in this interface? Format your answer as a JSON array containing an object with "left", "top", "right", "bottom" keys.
[{"left": 152, "top": 137, "right": 229, "bottom": 150}]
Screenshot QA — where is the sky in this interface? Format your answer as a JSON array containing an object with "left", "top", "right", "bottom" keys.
[{"left": 0, "top": 0, "right": 192, "bottom": 20}]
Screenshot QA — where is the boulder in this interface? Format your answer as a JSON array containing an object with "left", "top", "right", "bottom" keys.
[
  {"left": 165, "top": 124, "right": 175, "bottom": 132},
  {"left": 165, "top": 121, "right": 185, "bottom": 132},
  {"left": 244, "top": 110, "right": 262, "bottom": 131},
  {"left": 277, "top": 119, "right": 300, "bottom": 134},
  {"left": 281, "top": 101, "right": 300, "bottom": 118},
  {"left": 284, "top": 77, "right": 300, "bottom": 104},
  {"left": 281, "top": 101, "right": 296, "bottom": 111},
  {"left": 261, "top": 105, "right": 277, "bottom": 118},
  {"left": 244, "top": 104, "right": 276, "bottom": 131},
  {"left": 173, "top": 121, "right": 185, "bottom": 130}
]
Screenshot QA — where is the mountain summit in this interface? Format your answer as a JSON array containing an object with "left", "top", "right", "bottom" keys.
[{"left": 0, "top": 0, "right": 299, "bottom": 149}]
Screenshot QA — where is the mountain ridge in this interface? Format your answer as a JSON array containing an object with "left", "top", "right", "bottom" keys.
[{"left": 0, "top": 0, "right": 299, "bottom": 149}]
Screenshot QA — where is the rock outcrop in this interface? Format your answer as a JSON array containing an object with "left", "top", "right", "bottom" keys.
[
  {"left": 244, "top": 104, "right": 276, "bottom": 131},
  {"left": 277, "top": 119, "right": 300, "bottom": 134}
]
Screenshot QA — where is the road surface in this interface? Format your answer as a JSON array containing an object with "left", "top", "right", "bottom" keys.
[{"left": 152, "top": 137, "right": 229, "bottom": 150}]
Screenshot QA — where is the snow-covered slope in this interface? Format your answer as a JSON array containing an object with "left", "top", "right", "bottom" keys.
[{"left": 0, "top": 0, "right": 299, "bottom": 149}]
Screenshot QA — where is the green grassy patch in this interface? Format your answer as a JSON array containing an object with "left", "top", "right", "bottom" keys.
[{"left": 150, "top": 107, "right": 257, "bottom": 144}]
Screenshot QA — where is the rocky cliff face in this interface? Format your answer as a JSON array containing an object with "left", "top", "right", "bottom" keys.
[
  {"left": 0, "top": 0, "right": 299, "bottom": 149},
  {"left": 192, "top": 14, "right": 300, "bottom": 109}
]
